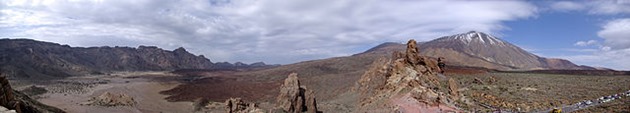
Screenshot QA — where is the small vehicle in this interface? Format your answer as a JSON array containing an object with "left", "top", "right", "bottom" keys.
[
  {"left": 585, "top": 100, "right": 592, "bottom": 105},
  {"left": 551, "top": 108, "right": 562, "bottom": 113}
]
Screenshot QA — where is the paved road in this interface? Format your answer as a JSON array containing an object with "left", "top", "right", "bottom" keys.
[
  {"left": 479, "top": 90, "right": 630, "bottom": 113},
  {"left": 535, "top": 90, "right": 630, "bottom": 113}
]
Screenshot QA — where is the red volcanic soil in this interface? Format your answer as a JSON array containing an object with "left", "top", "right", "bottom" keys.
[
  {"left": 502, "top": 70, "right": 630, "bottom": 75},
  {"left": 160, "top": 70, "right": 281, "bottom": 102}
]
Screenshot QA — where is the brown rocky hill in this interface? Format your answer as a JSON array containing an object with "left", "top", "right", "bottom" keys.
[
  {"left": 0, "top": 39, "right": 277, "bottom": 79},
  {"left": 0, "top": 39, "right": 212, "bottom": 79},
  {"left": 162, "top": 49, "right": 386, "bottom": 112},
  {"left": 356, "top": 39, "right": 461, "bottom": 112},
  {"left": 359, "top": 31, "right": 596, "bottom": 70},
  {"left": 0, "top": 39, "right": 274, "bottom": 79}
]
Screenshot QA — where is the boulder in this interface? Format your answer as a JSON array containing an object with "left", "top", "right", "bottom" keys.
[
  {"left": 224, "top": 98, "right": 264, "bottom": 113},
  {"left": 304, "top": 89, "right": 317, "bottom": 113},
  {"left": 276, "top": 73, "right": 319, "bottom": 113}
]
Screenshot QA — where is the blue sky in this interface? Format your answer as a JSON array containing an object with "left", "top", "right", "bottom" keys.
[
  {"left": 501, "top": 0, "right": 630, "bottom": 70},
  {"left": 1, "top": 0, "right": 630, "bottom": 70}
]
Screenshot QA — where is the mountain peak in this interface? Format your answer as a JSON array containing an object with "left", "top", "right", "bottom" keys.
[
  {"left": 466, "top": 30, "right": 481, "bottom": 34},
  {"left": 437, "top": 31, "right": 506, "bottom": 46},
  {"left": 174, "top": 47, "right": 187, "bottom": 53}
]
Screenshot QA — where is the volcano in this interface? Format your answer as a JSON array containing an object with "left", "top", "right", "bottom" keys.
[{"left": 363, "top": 31, "right": 595, "bottom": 70}]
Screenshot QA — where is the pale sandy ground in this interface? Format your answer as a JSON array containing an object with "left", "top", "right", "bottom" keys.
[{"left": 37, "top": 72, "right": 194, "bottom": 113}]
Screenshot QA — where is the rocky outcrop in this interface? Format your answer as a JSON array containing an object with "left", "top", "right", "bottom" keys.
[
  {"left": 356, "top": 39, "right": 461, "bottom": 112},
  {"left": 405, "top": 40, "right": 421, "bottom": 65},
  {"left": 0, "top": 76, "right": 65, "bottom": 113},
  {"left": 276, "top": 73, "right": 319, "bottom": 113},
  {"left": 224, "top": 98, "right": 264, "bottom": 113}
]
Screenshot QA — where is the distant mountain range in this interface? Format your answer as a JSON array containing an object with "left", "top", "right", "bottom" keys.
[
  {"left": 0, "top": 39, "right": 274, "bottom": 79},
  {"left": 361, "top": 31, "right": 598, "bottom": 70},
  {"left": 0, "top": 31, "right": 610, "bottom": 79}
]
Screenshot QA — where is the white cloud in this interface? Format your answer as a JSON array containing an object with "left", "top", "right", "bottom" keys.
[
  {"left": 550, "top": 1, "right": 585, "bottom": 12},
  {"left": 557, "top": 18, "right": 630, "bottom": 70},
  {"left": 558, "top": 48, "right": 630, "bottom": 70},
  {"left": 574, "top": 40, "right": 598, "bottom": 46},
  {"left": 598, "top": 18, "right": 630, "bottom": 50},
  {"left": 0, "top": 0, "right": 537, "bottom": 64},
  {"left": 589, "top": 0, "right": 630, "bottom": 14},
  {"left": 548, "top": 0, "right": 630, "bottom": 15}
]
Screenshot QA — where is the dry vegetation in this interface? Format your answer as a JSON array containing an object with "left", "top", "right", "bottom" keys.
[{"left": 450, "top": 72, "right": 630, "bottom": 112}]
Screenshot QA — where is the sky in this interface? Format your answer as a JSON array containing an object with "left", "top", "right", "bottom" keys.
[{"left": 1, "top": 0, "right": 629, "bottom": 70}]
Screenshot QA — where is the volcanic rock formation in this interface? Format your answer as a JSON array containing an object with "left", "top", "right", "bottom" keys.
[
  {"left": 357, "top": 31, "right": 596, "bottom": 70},
  {"left": 224, "top": 98, "right": 264, "bottom": 113},
  {"left": 356, "top": 39, "right": 461, "bottom": 112},
  {"left": 276, "top": 73, "right": 319, "bottom": 113},
  {"left": 0, "top": 76, "right": 65, "bottom": 113}
]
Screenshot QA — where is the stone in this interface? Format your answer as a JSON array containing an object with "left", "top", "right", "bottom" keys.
[
  {"left": 305, "top": 89, "right": 318, "bottom": 113},
  {"left": 224, "top": 98, "right": 264, "bottom": 113},
  {"left": 448, "top": 78, "right": 459, "bottom": 100},
  {"left": 225, "top": 98, "right": 247, "bottom": 113},
  {"left": 276, "top": 73, "right": 301, "bottom": 112},
  {"left": 488, "top": 76, "right": 497, "bottom": 84},
  {"left": 405, "top": 39, "right": 421, "bottom": 65},
  {"left": 276, "top": 73, "right": 319, "bottom": 113}
]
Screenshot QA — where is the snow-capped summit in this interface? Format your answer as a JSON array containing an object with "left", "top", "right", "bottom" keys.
[
  {"left": 417, "top": 31, "right": 592, "bottom": 70},
  {"left": 360, "top": 31, "right": 596, "bottom": 70},
  {"left": 435, "top": 31, "right": 506, "bottom": 46}
]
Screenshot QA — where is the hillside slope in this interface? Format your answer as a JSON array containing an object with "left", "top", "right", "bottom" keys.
[
  {"left": 360, "top": 31, "right": 595, "bottom": 70},
  {"left": 0, "top": 39, "right": 213, "bottom": 79}
]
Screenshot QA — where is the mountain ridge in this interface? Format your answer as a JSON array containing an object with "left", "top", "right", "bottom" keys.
[
  {"left": 0, "top": 38, "right": 274, "bottom": 79},
  {"left": 361, "top": 31, "right": 598, "bottom": 70}
]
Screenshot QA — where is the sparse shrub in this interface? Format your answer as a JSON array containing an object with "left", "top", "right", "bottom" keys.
[{"left": 21, "top": 85, "right": 48, "bottom": 97}]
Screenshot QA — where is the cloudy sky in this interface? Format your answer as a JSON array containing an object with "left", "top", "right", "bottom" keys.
[{"left": 1, "top": 0, "right": 629, "bottom": 70}]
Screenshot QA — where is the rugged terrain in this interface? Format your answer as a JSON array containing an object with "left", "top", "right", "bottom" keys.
[
  {"left": 0, "top": 76, "right": 64, "bottom": 113},
  {"left": 0, "top": 39, "right": 274, "bottom": 79},
  {"left": 160, "top": 32, "right": 629, "bottom": 112},
  {"left": 363, "top": 31, "right": 596, "bottom": 70},
  {"left": 1, "top": 31, "right": 628, "bottom": 113},
  {"left": 354, "top": 39, "right": 461, "bottom": 112},
  {"left": 12, "top": 71, "right": 196, "bottom": 113}
]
